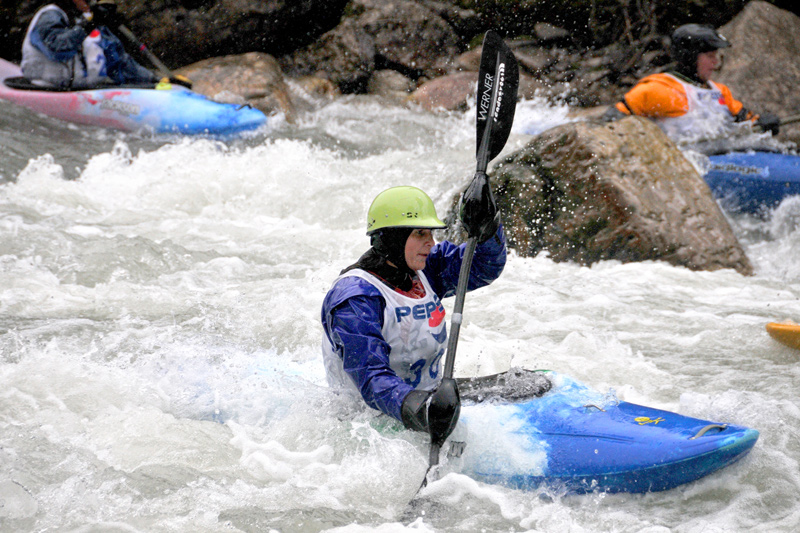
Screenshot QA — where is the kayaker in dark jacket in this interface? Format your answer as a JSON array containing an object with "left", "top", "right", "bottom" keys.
[
  {"left": 321, "top": 184, "right": 506, "bottom": 444},
  {"left": 21, "top": 0, "right": 158, "bottom": 89}
]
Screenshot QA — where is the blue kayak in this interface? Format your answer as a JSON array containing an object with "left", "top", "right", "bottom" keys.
[
  {"left": 450, "top": 370, "right": 758, "bottom": 494},
  {"left": 237, "top": 365, "right": 756, "bottom": 494},
  {"left": 704, "top": 151, "right": 800, "bottom": 214},
  {"left": 0, "top": 58, "right": 267, "bottom": 135}
]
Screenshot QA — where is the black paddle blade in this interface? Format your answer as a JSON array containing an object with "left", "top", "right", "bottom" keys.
[{"left": 476, "top": 31, "right": 519, "bottom": 166}]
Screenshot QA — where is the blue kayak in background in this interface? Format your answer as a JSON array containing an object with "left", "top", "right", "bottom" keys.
[
  {"left": 450, "top": 370, "right": 758, "bottom": 494},
  {"left": 704, "top": 151, "right": 800, "bottom": 215}
]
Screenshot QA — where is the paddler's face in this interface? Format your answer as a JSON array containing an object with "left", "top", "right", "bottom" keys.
[
  {"left": 696, "top": 50, "right": 721, "bottom": 82},
  {"left": 405, "top": 229, "right": 435, "bottom": 271}
]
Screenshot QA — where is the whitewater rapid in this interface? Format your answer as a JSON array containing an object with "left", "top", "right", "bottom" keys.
[{"left": 1, "top": 95, "right": 799, "bottom": 532}]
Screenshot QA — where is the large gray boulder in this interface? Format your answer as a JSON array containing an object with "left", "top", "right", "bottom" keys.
[
  {"left": 472, "top": 116, "right": 753, "bottom": 275},
  {"left": 717, "top": 1, "right": 800, "bottom": 143},
  {"left": 279, "top": 16, "right": 377, "bottom": 93},
  {"left": 409, "top": 71, "right": 478, "bottom": 111},
  {"left": 367, "top": 69, "right": 416, "bottom": 104},
  {"left": 356, "top": 0, "right": 460, "bottom": 76},
  {"left": 281, "top": 0, "right": 460, "bottom": 93}
]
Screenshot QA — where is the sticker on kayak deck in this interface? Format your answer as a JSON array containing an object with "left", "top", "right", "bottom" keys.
[
  {"left": 634, "top": 416, "right": 664, "bottom": 425},
  {"left": 708, "top": 163, "right": 765, "bottom": 177},
  {"left": 447, "top": 441, "right": 466, "bottom": 459},
  {"left": 99, "top": 99, "right": 141, "bottom": 116}
]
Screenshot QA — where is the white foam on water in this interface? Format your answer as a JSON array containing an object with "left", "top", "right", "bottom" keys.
[
  {"left": 512, "top": 95, "right": 574, "bottom": 136},
  {"left": 450, "top": 402, "right": 548, "bottom": 479}
]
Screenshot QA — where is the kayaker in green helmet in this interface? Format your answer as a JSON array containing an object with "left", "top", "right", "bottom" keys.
[
  {"left": 321, "top": 184, "right": 506, "bottom": 444},
  {"left": 603, "top": 23, "right": 780, "bottom": 141}
]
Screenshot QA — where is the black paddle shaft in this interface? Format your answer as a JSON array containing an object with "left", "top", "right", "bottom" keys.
[
  {"left": 423, "top": 32, "right": 519, "bottom": 481},
  {"left": 116, "top": 24, "right": 173, "bottom": 79},
  {"left": 443, "top": 33, "right": 518, "bottom": 380},
  {"left": 442, "top": 237, "right": 477, "bottom": 379}
]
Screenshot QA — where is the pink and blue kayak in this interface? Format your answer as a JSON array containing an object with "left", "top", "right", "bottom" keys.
[{"left": 0, "top": 58, "right": 266, "bottom": 135}]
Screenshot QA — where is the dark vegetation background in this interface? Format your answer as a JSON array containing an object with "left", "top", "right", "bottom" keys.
[{"left": 455, "top": 0, "right": 798, "bottom": 47}]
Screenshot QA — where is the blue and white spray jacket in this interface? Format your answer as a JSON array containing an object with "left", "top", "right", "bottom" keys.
[{"left": 321, "top": 225, "right": 507, "bottom": 421}]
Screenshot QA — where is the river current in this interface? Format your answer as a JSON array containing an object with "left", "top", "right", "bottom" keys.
[{"left": 1, "top": 94, "right": 799, "bottom": 532}]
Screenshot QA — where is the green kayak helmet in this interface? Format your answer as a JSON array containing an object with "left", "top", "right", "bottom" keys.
[{"left": 366, "top": 186, "right": 447, "bottom": 235}]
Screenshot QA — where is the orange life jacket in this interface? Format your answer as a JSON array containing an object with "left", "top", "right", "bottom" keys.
[
  {"left": 615, "top": 72, "right": 746, "bottom": 119},
  {"left": 614, "top": 72, "right": 758, "bottom": 141}
]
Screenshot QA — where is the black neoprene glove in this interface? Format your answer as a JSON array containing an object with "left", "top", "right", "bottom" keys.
[
  {"left": 401, "top": 378, "right": 461, "bottom": 445},
  {"left": 460, "top": 172, "right": 500, "bottom": 243},
  {"left": 756, "top": 112, "right": 780, "bottom": 135}
]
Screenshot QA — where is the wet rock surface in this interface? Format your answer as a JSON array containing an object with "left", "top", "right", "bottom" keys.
[{"left": 716, "top": 1, "right": 800, "bottom": 143}]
